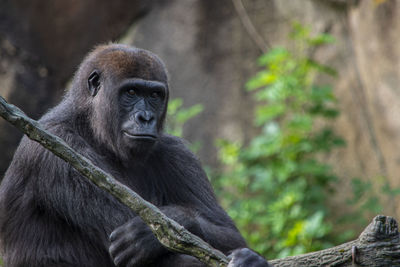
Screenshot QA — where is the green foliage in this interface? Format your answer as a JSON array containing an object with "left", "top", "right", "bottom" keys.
[
  {"left": 166, "top": 98, "right": 203, "bottom": 138},
  {"left": 213, "top": 23, "right": 345, "bottom": 258},
  {"left": 166, "top": 98, "right": 203, "bottom": 152}
]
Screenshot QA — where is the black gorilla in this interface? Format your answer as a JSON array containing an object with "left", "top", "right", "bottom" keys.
[{"left": 0, "top": 44, "right": 269, "bottom": 267}]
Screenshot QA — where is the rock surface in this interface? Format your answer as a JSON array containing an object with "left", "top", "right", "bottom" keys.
[{"left": 0, "top": 0, "right": 399, "bottom": 219}]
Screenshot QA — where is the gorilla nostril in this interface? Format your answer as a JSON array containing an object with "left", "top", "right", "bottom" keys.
[{"left": 135, "top": 111, "right": 154, "bottom": 123}]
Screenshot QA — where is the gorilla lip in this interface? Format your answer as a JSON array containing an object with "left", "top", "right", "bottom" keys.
[{"left": 123, "top": 131, "right": 157, "bottom": 141}]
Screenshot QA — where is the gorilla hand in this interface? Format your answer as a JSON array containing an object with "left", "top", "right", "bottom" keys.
[
  {"left": 228, "top": 248, "right": 271, "bottom": 267},
  {"left": 109, "top": 216, "right": 166, "bottom": 267}
]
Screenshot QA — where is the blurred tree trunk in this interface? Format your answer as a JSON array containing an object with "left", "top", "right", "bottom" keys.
[{"left": 0, "top": 0, "right": 152, "bottom": 175}]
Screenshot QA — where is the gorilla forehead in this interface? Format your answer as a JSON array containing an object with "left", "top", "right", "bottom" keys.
[{"left": 85, "top": 44, "right": 168, "bottom": 82}]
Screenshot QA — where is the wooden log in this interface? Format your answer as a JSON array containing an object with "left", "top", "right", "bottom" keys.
[{"left": 270, "top": 215, "right": 400, "bottom": 267}]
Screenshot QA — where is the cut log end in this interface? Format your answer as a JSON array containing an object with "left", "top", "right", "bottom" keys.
[{"left": 359, "top": 215, "right": 399, "bottom": 243}]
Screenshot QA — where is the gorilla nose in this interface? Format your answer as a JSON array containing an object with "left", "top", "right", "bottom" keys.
[{"left": 135, "top": 111, "right": 154, "bottom": 124}]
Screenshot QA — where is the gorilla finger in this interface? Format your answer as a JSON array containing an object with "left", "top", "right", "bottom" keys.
[
  {"left": 126, "top": 250, "right": 147, "bottom": 267},
  {"left": 109, "top": 226, "right": 129, "bottom": 242},
  {"left": 229, "top": 248, "right": 270, "bottom": 267},
  {"left": 113, "top": 245, "right": 139, "bottom": 267},
  {"left": 110, "top": 230, "right": 122, "bottom": 243},
  {"left": 109, "top": 236, "right": 133, "bottom": 258},
  {"left": 110, "top": 218, "right": 141, "bottom": 242}
]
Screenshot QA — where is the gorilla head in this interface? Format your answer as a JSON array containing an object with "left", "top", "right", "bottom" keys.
[{"left": 70, "top": 44, "right": 169, "bottom": 158}]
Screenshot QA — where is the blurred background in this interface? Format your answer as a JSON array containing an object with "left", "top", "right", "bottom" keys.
[{"left": 1, "top": 0, "right": 400, "bottom": 259}]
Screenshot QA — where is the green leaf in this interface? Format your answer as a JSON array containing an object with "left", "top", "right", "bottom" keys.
[
  {"left": 307, "top": 60, "right": 337, "bottom": 76},
  {"left": 258, "top": 47, "right": 290, "bottom": 66},
  {"left": 308, "top": 33, "right": 335, "bottom": 46},
  {"left": 166, "top": 98, "right": 202, "bottom": 142},
  {"left": 167, "top": 98, "right": 183, "bottom": 115},
  {"left": 255, "top": 104, "right": 285, "bottom": 125}
]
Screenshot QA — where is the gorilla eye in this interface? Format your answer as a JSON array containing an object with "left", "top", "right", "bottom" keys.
[
  {"left": 127, "top": 89, "right": 136, "bottom": 96},
  {"left": 151, "top": 92, "right": 159, "bottom": 98}
]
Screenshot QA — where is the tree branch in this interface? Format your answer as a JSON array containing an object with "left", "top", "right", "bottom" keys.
[
  {"left": 1, "top": 95, "right": 399, "bottom": 267},
  {"left": 231, "top": 0, "right": 270, "bottom": 53},
  {"left": 270, "top": 215, "right": 400, "bottom": 266}
]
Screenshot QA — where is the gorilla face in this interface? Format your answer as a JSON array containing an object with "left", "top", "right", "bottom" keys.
[
  {"left": 82, "top": 45, "right": 169, "bottom": 157},
  {"left": 117, "top": 78, "right": 167, "bottom": 148}
]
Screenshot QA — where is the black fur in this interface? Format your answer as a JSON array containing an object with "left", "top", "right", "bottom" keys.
[{"left": 0, "top": 44, "right": 269, "bottom": 267}]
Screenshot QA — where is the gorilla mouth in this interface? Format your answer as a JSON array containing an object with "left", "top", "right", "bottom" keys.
[{"left": 123, "top": 131, "right": 157, "bottom": 141}]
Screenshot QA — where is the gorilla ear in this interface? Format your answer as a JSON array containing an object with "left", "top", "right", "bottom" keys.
[{"left": 88, "top": 70, "right": 101, "bottom": 97}]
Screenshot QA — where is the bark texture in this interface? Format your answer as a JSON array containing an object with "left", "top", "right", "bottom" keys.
[{"left": 270, "top": 215, "right": 400, "bottom": 267}]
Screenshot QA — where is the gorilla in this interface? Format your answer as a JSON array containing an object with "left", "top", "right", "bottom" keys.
[{"left": 0, "top": 44, "right": 270, "bottom": 267}]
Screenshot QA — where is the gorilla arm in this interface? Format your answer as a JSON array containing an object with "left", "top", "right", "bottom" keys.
[
  {"left": 0, "top": 136, "right": 134, "bottom": 266},
  {"left": 25, "top": 127, "right": 135, "bottom": 239},
  {"left": 108, "top": 135, "right": 248, "bottom": 266}
]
